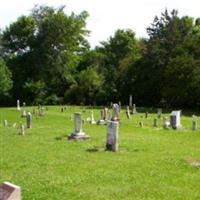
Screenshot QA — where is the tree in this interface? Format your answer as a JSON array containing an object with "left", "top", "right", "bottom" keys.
[{"left": 0, "top": 59, "right": 12, "bottom": 96}]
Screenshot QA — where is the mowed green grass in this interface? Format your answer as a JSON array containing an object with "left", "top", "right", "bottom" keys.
[{"left": 0, "top": 106, "right": 200, "bottom": 200}]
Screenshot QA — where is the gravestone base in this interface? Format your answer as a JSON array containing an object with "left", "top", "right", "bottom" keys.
[
  {"left": 97, "top": 120, "right": 105, "bottom": 125},
  {"left": 68, "top": 132, "right": 90, "bottom": 140}
]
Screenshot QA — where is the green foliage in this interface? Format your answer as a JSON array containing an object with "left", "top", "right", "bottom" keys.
[{"left": 0, "top": 59, "right": 12, "bottom": 95}]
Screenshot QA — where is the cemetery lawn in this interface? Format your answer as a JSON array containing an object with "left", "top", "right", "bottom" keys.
[{"left": 1, "top": 106, "right": 200, "bottom": 200}]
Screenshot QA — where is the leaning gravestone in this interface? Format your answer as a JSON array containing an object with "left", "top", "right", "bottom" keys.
[
  {"left": 0, "top": 181, "right": 21, "bottom": 200},
  {"left": 106, "top": 121, "right": 119, "bottom": 152},
  {"left": 126, "top": 106, "right": 131, "bottom": 119},
  {"left": 68, "top": 112, "right": 90, "bottom": 140},
  {"left": 111, "top": 104, "right": 120, "bottom": 121},
  {"left": 17, "top": 100, "right": 20, "bottom": 111},
  {"left": 26, "top": 112, "right": 32, "bottom": 128},
  {"left": 170, "top": 110, "right": 181, "bottom": 129}
]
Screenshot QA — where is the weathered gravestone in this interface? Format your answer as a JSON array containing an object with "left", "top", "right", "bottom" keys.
[
  {"left": 129, "top": 95, "right": 132, "bottom": 108},
  {"left": 0, "top": 181, "right": 21, "bottom": 200},
  {"left": 89, "top": 111, "right": 96, "bottom": 124},
  {"left": 104, "top": 108, "right": 110, "bottom": 122},
  {"left": 132, "top": 104, "right": 137, "bottom": 115},
  {"left": 111, "top": 104, "right": 120, "bottom": 121},
  {"left": 126, "top": 106, "right": 131, "bottom": 119},
  {"left": 26, "top": 112, "right": 32, "bottom": 128},
  {"left": 68, "top": 113, "right": 90, "bottom": 140},
  {"left": 145, "top": 112, "right": 148, "bottom": 118},
  {"left": 106, "top": 121, "right": 119, "bottom": 152},
  {"left": 97, "top": 110, "right": 105, "bottom": 125},
  {"left": 163, "top": 117, "right": 170, "bottom": 129},
  {"left": 16, "top": 100, "right": 20, "bottom": 111},
  {"left": 192, "top": 118, "right": 197, "bottom": 131},
  {"left": 19, "top": 123, "right": 25, "bottom": 135},
  {"left": 157, "top": 108, "right": 162, "bottom": 119},
  {"left": 170, "top": 110, "right": 181, "bottom": 129},
  {"left": 139, "top": 121, "right": 143, "bottom": 127}
]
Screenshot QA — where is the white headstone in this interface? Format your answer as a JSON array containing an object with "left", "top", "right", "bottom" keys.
[
  {"left": 0, "top": 182, "right": 21, "bottom": 200},
  {"left": 112, "top": 103, "right": 120, "bottom": 121},
  {"left": 3, "top": 120, "right": 8, "bottom": 128},
  {"left": 17, "top": 100, "right": 20, "bottom": 111},
  {"left": 68, "top": 112, "right": 89, "bottom": 140},
  {"left": 26, "top": 112, "right": 32, "bottom": 128},
  {"left": 126, "top": 106, "right": 131, "bottom": 119},
  {"left": 170, "top": 110, "right": 181, "bottom": 129},
  {"left": 89, "top": 111, "right": 96, "bottom": 124},
  {"left": 106, "top": 121, "right": 119, "bottom": 152}
]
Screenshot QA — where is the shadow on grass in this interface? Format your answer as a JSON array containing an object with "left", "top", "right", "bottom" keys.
[
  {"left": 54, "top": 134, "right": 68, "bottom": 140},
  {"left": 86, "top": 146, "right": 105, "bottom": 153}
]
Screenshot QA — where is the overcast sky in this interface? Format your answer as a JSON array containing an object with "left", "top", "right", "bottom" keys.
[{"left": 0, "top": 0, "right": 199, "bottom": 47}]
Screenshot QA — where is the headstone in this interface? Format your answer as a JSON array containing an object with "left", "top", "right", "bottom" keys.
[
  {"left": 111, "top": 103, "right": 120, "bottom": 121},
  {"left": 163, "top": 117, "right": 170, "bottom": 129},
  {"left": 132, "top": 104, "right": 137, "bottom": 115},
  {"left": 126, "top": 106, "right": 131, "bottom": 119},
  {"left": 39, "top": 107, "right": 45, "bottom": 116},
  {"left": 19, "top": 123, "right": 25, "bottom": 135},
  {"left": 0, "top": 181, "right": 21, "bottom": 200},
  {"left": 106, "top": 121, "right": 119, "bottom": 152},
  {"left": 26, "top": 112, "right": 32, "bottom": 128},
  {"left": 61, "top": 107, "right": 64, "bottom": 112},
  {"left": 153, "top": 118, "right": 158, "bottom": 127},
  {"left": 97, "top": 110, "right": 105, "bottom": 125},
  {"left": 157, "top": 108, "right": 162, "bottom": 119},
  {"left": 89, "top": 111, "right": 96, "bottom": 124},
  {"left": 170, "top": 110, "right": 181, "bottom": 129},
  {"left": 17, "top": 100, "right": 20, "bottom": 111},
  {"left": 104, "top": 108, "right": 110, "bottom": 121},
  {"left": 68, "top": 113, "right": 90, "bottom": 140},
  {"left": 3, "top": 120, "right": 8, "bottom": 128},
  {"left": 192, "top": 118, "right": 197, "bottom": 131},
  {"left": 145, "top": 112, "right": 148, "bottom": 118},
  {"left": 12, "top": 123, "right": 17, "bottom": 128},
  {"left": 129, "top": 95, "right": 132, "bottom": 107},
  {"left": 22, "top": 102, "right": 26, "bottom": 108}
]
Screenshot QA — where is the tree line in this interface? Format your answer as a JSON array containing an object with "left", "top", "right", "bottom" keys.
[{"left": 0, "top": 6, "right": 200, "bottom": 108}]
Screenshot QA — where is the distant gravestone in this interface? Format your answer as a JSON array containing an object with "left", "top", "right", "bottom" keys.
[
  {"left": 21, "top": 110, "right": 27, "bottom": 118},
  {"left": 192, "top": 119, "right": 197, "bottom": 131},
  {"left": 126, "top": 106, "right": 131, "bottom": 119},
  {"left": 39, "top": 107, "right": 45, "bottom": 116},
  {"left": 157, "top": 108, "right": 162, "bottom": 119},
  {"left": 129, "top": 95, "right": 132, "bottom": 108},
  {"left": 118, "top": 101, "right": 121, "bottom": 113},
  {"left": 132, "top": 104, "right": 137, "bottom": 115},
  {"left": 139, "top": 121, "right": 143, "bottom": 127},
  {"left": 89, "top": 111, "right": 96, "bottom": 124},
  {"left": 170, "top": 111, "right": 181, "bottom": 129},
  {"left": 163, "top": 117, "right": 170, "bottom": 129},
  {"left": 0, "top": 181, "right": 21, "bottom": 200},
  {"left": 97, "top": 110, "right": 105, "bottom": 125},
  {"left": 111, "top": 104, "right": 120, "bottom": 121},
  {"left": 17, "top": 100, "right": 20, "bottom": 111},
  {"left": 19, "top": 123, "right": 25, "bottom": 135},
  {"left": 68, "top": 112, "right": 90, "bottom": 140},
  {"left": 106, "top": 121, "right": 119, "bottom": 152},
  {"left": 3, "top": 120, "right": 8, "bottom": 128},
  {"left": 26, "top": 112, "right": 32, "bottom": 128},
  {"left": 104, "top": 108, "right": 110, "bottom": 121},
  {"left": 145, "top": 112, "right": 148, "bottom": 118}
]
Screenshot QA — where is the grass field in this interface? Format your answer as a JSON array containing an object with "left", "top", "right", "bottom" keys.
[{"left": 1, "top": 106, "right": 200, "bottom": 200}]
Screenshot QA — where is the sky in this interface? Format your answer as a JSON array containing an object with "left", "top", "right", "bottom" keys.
[{"left": 0, "top": 0, "right": 199, "bottom": 47}]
